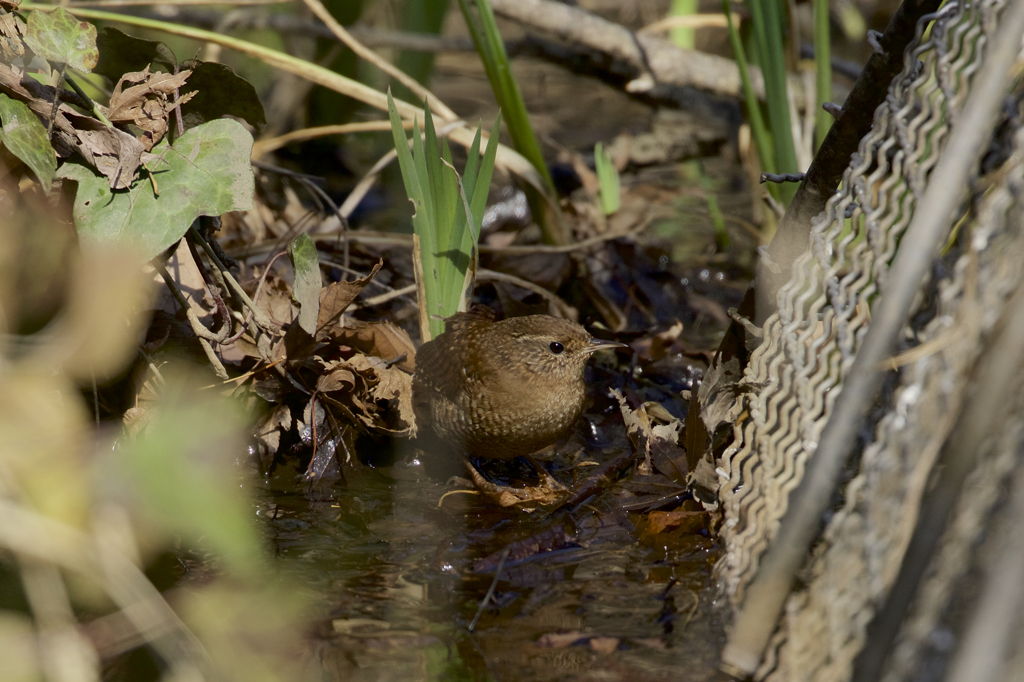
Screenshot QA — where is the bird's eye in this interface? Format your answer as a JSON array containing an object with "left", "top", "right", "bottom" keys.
[{"left": 549, "top": 341, "right": 564, "bottom": 355}]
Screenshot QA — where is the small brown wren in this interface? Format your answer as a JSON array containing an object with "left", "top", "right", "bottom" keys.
[{"left": 412, "top": 306, "right": 625, "bottom": 460}]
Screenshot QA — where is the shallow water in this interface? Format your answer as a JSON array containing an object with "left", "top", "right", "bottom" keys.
[{"left": 256, "top": 456, "right": 727, "bottom": 682}]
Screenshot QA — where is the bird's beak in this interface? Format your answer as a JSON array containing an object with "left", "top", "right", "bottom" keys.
[{"left": 585, "top": 338, "right": 629, "bottom": 354}]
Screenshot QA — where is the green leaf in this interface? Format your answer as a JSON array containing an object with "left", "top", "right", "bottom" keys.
[
  {"left": 287, "top": 234, "right": 321, "bottom": 336},
  {"left": 94, "top": 26, "right": 176, "bottom": 83},
  {"left": 439, "top": 137, "right": 468, "bottom": 318},
  {"left": 423, "top": 106, "right": 451, "bottom": 259},
  {"left": 24, "top": 8, "right": 98, "bottom": 72},
  {"left": 439, "top": 137, "right": 458, "bottom": 250},
  {"left": 0, "top": 95, "right": 56, "bottom": 192},
  {"left": 61, "top": 119, "right": 254, "bottom": 260},
  {"left": 669, "top": 0, "right": 698, "bottom": 49}
]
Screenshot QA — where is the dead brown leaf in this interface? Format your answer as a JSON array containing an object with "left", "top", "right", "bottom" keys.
[
  {"left": 254, "top": 276, "right": 297, "bottom": 328},
  {"left": 316, "top": 366, "right": 356, "bottom": 394},
  {"left": 370, "top": 363, "right": 415, "bottom": 434},
  {"left": 0, "top": 12, "right": 24, "bottom": 60},
  {"left": 645, "top": 510, "right": 707, "bottom": 536},
  {"left": 0, "top": 62, "right": 79, "bottom": 157},
  {"left": 467, "top": 462, "right": 568, "bottom": 510},
  {"left": 345, "top": 353, "right": 414, "bottom": 433},
  {"left": 328, "top": 319, "right": 416, "bottom": 372},
  {"left": 316, "top": 259, "right": 382, "bottom": 333},
  {"left": 647, "top": 321, "right": 684, "bottom": 361},
  {"left": 74, "top": 121, "right": 146, "bottom": 190},
  {"left": 255, "top": 404, "right": 291, "bottom": 468},
  {"left": 611, "top": 389, "right": 686, "bottom": 480},
  {"left": 107, "top": 67, "right": 194, "bottom": 150}
]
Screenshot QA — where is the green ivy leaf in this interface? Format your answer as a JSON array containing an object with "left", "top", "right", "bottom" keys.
[
  {"left": 60, "top": 119, "right": 254, "bottom": 260},
  {"left": 0, "top": 94, "right": 56, "bottom": 192},
  {"left": 24, "top": 8, "right": 98, "bottom": 72}
]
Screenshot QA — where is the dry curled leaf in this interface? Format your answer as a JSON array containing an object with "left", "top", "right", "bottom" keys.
[
  {"left": 316, "top": 259, "right": 383, "bottom": 333},
  {"left": 328, "top": 319, "right": 416, "bottom": 372},
  {"left": 74, "top": 122, "right": 146, "bottom": 190},
  {"left": 611, "top": 389, "right": 685, "bottom": 479},
  {"left": 467, "top": 462, "right": 568, "bottom": 510},
  {"left": 107, "top": 66, "right": 194, "bottom": 150},
  {"left": 0, "top": 12, "right": 25, "bottom": 60},
  {"left": 316, "top": 366, "right": 356, "bottom": 394}
]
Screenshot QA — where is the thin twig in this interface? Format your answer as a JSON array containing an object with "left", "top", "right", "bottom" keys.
[
  {"left": 469, "top": 545, "right": 511, "bottom": 632},
  {"left": 221, "top": 250, "right": 289, "bottom": 345},
  {"left": 300, "top": 0, "right": 457, "bottom": 121},
  {"left": 153, "top": 259, "right": 230, "bottom": 378},
  {"left": 349, "top": 283, "right": 417, "bottom": 310},
  {"left": 184, "top": 233, "right": 234, "bottom": 341},
  {"left": 189, "top": 226, "right": 276, "bottom": 330},
  {"left": 477, "top": 269, "right": 577, "bottom": 321}
]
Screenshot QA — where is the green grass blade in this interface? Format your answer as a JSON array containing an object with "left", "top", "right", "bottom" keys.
[
  {"left": 813, "top": 0, "right": 832, "bottom": 149},
  {"left": 669, "top": 0, "right": 698, "bottom": 49},
  {"left": 389, "top": 95, "right": 492, "bottom": 337},
  {"left": 462, "top": 124, "right": 483, "bottom": 202},
  {"left": 441, "top": 138, "right": 459, "bottom": 238},
  {"left": 440, "top": 137, "right": 468, "bottom": 315},
  {"left": 387, "top": 92, "right": 425, "bottom": 238},
  {"left": 389, "top": 92, "right": 442, "bottom": 337},
  {"left": 464, "top": 0, "right": 551, "bottom": 188},
  {"left": 469, "top": 113, "right": 501, "bottom": 236},
  {"left": 393, "top": 0, "right": 450, "bottom": 100},
  {"left": 748, "top": 0, "right": 799, "bottom": 203},
  {"left": 594, "top": 142, "right": 621, "bottom": 215},
  {"left": 423, "top": 105, "right": 453, "bottom": 258},
  {"left": 457, "top": 0, "right": 569, "bottom": 245},
  {"left": 415, "top": 114, "right": 436, "bottom": 243},
  {"left": 722, "top": 1, "right": 775, "bottom": 175}
]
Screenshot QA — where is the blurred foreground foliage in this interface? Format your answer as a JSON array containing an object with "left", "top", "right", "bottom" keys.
[{"left": 0, "top": 195, "right": 309, "bottom": 682}]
